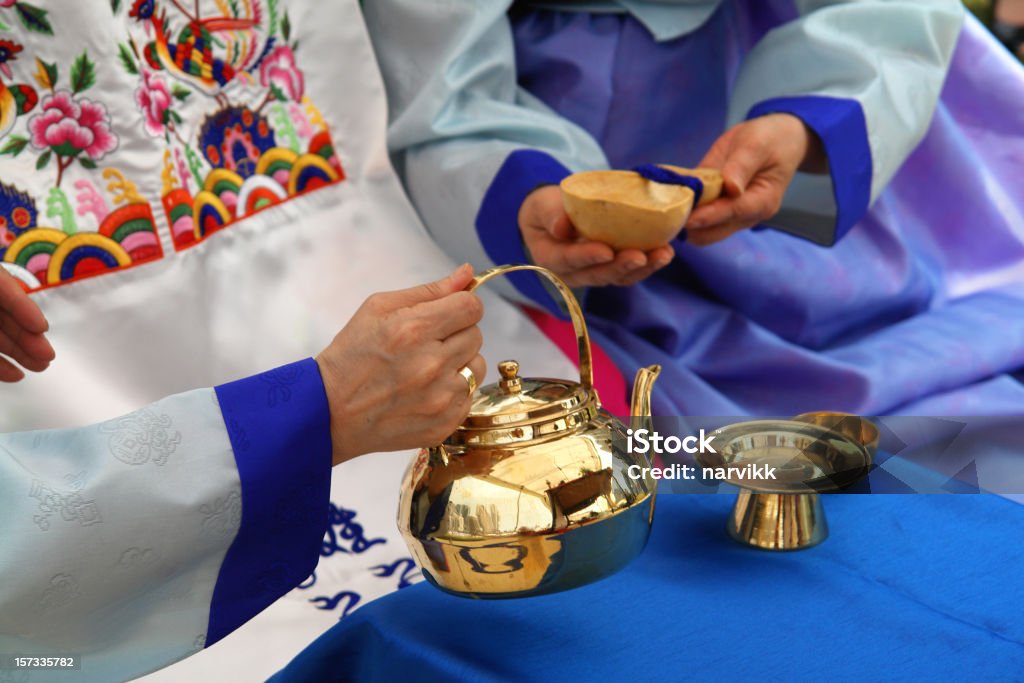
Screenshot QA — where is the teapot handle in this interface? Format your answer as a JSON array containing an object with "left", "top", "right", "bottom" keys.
[{"left": 467, "top": 265, "right": 593, "bottom": 393}]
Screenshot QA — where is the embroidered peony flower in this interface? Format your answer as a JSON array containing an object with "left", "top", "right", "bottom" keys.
[
  {"left": 135, "top": 70, "right": 171, "bottom": 136},
  {"left": 259, "top": 46, "right": 304, "bottom": 102},
  {"left": 28, "top": 90, "right": 117, "bottom": 161}
]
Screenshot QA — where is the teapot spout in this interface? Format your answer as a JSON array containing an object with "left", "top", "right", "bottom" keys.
[{"left": 630, "top": 364, "right": 661, "bottom": 424}]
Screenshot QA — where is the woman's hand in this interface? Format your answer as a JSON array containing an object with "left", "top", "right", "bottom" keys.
[
  {"left": 315, "top": 264, "right": 487, "bottom": 466},
  {"left": 519, "top": 186, "right": 675, "bottom": 288},
  {"left": 685, "top": 113, "right": 826, "bottom": 246},
  {"left": 0, "top": 268, "right": 55, "bottom": 382}
]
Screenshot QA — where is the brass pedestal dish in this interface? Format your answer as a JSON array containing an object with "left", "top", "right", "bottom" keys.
[
  {"left": 398, "top": 265, "right": 662, "bottom": 598},
  {"left": 698, "top": 414, "right": 878, "bottom": 550}
]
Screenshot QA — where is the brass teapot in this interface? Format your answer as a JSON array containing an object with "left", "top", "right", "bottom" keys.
[{"left": 398, "top": 265, "right": 661, "bottom": 599}]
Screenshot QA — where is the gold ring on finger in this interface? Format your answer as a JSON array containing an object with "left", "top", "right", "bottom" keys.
[{"left": 458, "top": 365, "right": 477, "bottom": 398}]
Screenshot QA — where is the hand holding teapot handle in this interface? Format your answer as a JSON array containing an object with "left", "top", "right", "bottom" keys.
[{"left": 316, "top": 264, "right": 487, "bottom": 466}]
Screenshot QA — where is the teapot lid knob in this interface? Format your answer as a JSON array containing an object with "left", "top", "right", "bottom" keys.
[{"left": 498, "top": 360, "right": 522, "bottom": 395}]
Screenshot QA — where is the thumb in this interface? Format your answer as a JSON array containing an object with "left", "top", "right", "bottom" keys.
[
  {"left": 549, "top": 210, "right": 576, "bottom": 241},
  {"left": 391, "top": 263, "right": 475, "bottom": 306},
  {"left": 698, "top": 132, "right": 731, "bottom": 171},
  {"left": 526, "top": 185, "right": 574, "bottom": 240},
  {"left": 720, "top": 136, "right": 768, "bottom": 197}
]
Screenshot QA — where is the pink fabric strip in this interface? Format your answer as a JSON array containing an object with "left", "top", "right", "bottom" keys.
[{"left": 521, "top": 304, "right": 631, "bottom": 417}]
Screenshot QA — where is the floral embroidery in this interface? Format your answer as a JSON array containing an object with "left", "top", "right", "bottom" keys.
[
  {"left": 99, "top": 407, "right": 182, "bottom": 466},
  {"left": 135, "top": 68, "right": 172, "bottom": 136},
  {"left": 121, "top": 0, "right": 346, "bottom": 251},
  {"left": 29, "top": 88, "right": 118, "bottom": 185},
  {"left": 259, "top": 45, "right": 302, "bottom": 101},
  {"left": 0, "top": 1, "right": 346, "bottom": 292},
  {"left": 0, "top": 31, "right": 163, "bottom": 293}
]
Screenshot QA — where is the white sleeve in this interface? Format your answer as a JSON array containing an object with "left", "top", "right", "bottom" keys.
[{"left": 0, "top": 358, "right": 333, "bottom": 682}]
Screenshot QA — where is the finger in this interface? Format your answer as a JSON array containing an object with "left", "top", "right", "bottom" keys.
[
  {"left": 720, "top": 139, "right": 770, "bottom": 196},
  {"left": 0, "top": 269, "right": 48, "bottom": 334},
  {"left": 453, "top": 354, "right": 487, "bottom": 405},
  {"left": 0, "top": 355, "right": 25, "bottom": 382},
  {"left": 440, "top": 325, "right": 484, "bottom": 370},
  {"left": 686, "top": 222, "right": 746, "bottom": 247},
  {"left": 549, "top": 211, "right": 577, "bottom": 242},
  {"left": 687, "top": 197, "right": 739, "bottom": 230},
  {"left": 688, "top": 180, "right": 778, "bottom": 231},
  {"left": 414, "top": 291, "right": 484, "bottom": 340},
  {"left": 523, "top": 185, "right": 569, "bottom": 239},
  {"left": 563, "top": 250, "right": 649, "bottom": 288},
  {"left": 387, "top": 263, "right": 475, "bottom": 307},
  {"left": 0, "top": 331, "right": 50, "bottom": 373},
  {"left": 697, "top": 130, "right": 733, "bottom": 171},
  {"left": 467, "top": 353, "right": 486, "bottom": 391},
  {"left": 0, "top": 310, "right": 56, "bottom": 363},
  {"left": 529, "top": 233, "right": 615, "bottom": 273},
  {"left": 648, "top": 244, "right": 675, "bottom": 264},
  {"left": 616, "top": 245, "right": 675, "bottom": 286},
  {"left": 701, "top": 181, "right": 782, "bottom": 231},
  {"left": 688, "top": 186, "right": 782, "bottom": 245}
]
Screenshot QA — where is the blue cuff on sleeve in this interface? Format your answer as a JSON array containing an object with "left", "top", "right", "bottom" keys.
[
  {"left": 206, "top": 358, "right": 332, "bottom": 646},
  {"left": 476, "top": 149, "right": 573, "bottom": 314},
  {"left": 748, "top": 96, "right": 872, "bottom": 244}
]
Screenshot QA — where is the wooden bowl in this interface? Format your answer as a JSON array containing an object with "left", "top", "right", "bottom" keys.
[
  {"left": 560, "top": 167, "right": 723, "bottom": 250},
  {"left": 560, "top": 170, "right": 693, "bottom": 250}
]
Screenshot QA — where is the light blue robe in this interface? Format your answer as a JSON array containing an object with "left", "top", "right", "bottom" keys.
[
  {"left": 363, "top": 0, "right": 1024, "bottom": 416},
  {"left": 0, "top": 360, "right": 331, "bottom": 681}
]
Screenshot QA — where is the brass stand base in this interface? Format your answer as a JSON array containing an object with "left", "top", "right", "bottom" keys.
[{"left": 727, "top": 491, "right": 828, "bottom": 551}]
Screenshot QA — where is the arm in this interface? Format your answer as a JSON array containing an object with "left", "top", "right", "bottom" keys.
[
  {"left": 689, "top": 0, "right": 965, "bottom": 245},
  {"left": 363, "top": 1, "right": 647, "bottom": 312},
  {"left": 0, "top": 267, "right": 485, "bottom": 681},
  {"left": 0, "top": 362, "right": 331, "bottom": 681}
]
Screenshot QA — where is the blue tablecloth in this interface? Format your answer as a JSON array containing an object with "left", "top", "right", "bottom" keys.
[{"left": 271, "top": 495, "right": 1024, "bottom": 682}]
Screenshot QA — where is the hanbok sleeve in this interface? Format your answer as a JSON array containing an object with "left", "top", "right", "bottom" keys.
[
  {"left": 730, "top": 0, "right": 964, "bottom": 244},
  {"left": 0, "top": 358, "right": 332, "bottom": 682},
  {"left": 362, "top": 1, "right": 609, "bottom": 313}
]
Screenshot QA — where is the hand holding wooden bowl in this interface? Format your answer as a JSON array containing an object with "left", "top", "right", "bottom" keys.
[{"left": 560, "top": 166, "right": 723, "bottom": 250}]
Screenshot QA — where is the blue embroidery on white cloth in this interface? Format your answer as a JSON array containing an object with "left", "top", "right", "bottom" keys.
[
  {"left": 370, "top": 558, "right": 421, "bottom": 589},
  {"left": 308, "top": 591, "right": 361, "bottom": 620},
  {"left": 320, "top": 503, "right": 386, "bottom": 557},
  {"left": 297, "top": 503, "right": 424, "bottom": 621}
]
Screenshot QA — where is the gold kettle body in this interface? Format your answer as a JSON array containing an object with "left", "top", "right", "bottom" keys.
[{"left": 398, "top": 265, "right": 660, "bottom": 599}]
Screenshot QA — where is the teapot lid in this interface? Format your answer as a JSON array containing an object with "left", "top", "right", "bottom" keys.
[{"left": 448, "top": 360, "right": 599, "bottom": 447}]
